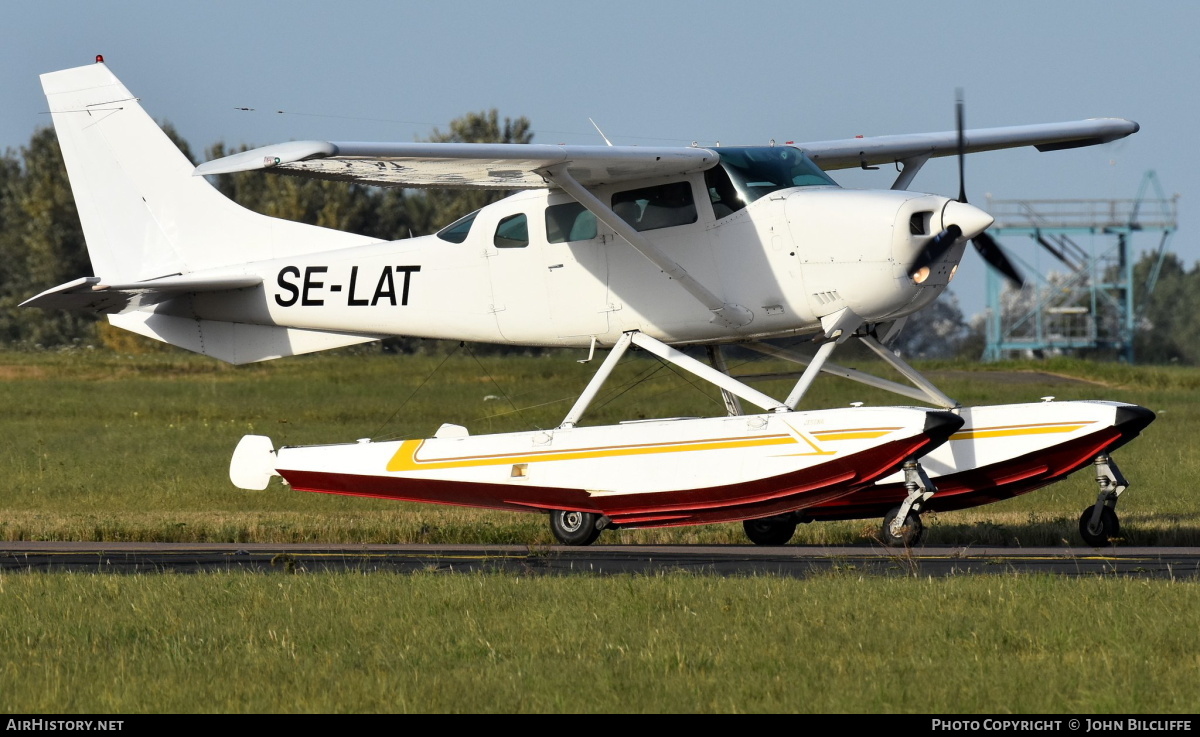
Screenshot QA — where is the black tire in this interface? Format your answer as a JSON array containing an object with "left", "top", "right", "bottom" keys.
[
  {"left": 881, "top": 506, "right": 925, "bottom": 547},
  {"left": 550, "top": 510, "right": 602, "bottom": 546},
  {"left": 742, "top": 516, "right": 798, "bottom": 546},
  {"left": 1078, "top": 506, "right": 1120, "bottom": 547}
]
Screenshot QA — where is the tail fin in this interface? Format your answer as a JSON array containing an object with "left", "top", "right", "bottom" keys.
[{"left": 41, "top": 61, "right": 373, "bottom": 282}]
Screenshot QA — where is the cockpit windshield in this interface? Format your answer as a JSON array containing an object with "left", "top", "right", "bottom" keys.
[{"left": 717, "top": 147, "right": 838, "bottom": 205}]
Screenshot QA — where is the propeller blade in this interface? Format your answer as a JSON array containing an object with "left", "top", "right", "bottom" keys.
[
  {"left": 972, "top": 231, "right": 1024, "bottom": 288},
  {"left": 907, "top": 225, "right": 962, "bottom": 279},
  {"left": 912, "top": 92, "right": 1023, "bottom": 289},
  {"left": 956, "top": 90, "right": 967, "bottom": 204}
]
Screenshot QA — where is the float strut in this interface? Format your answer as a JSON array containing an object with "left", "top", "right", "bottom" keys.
[
  {"left": 559, "top": 333, "right": 634, "bottom": 429},
  {"left": 891, "top": 458, "right": 936, "bottom": 537},
  {"left": 706, "top": 345, "right": 744, "bottom": 417},
  {"left": 1086, "top": 453, "right": 1128, "bottom": 529}
]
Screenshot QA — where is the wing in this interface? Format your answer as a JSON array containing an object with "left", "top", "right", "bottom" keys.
[
  {"left": 193, "top": 141, "right": 719, "bottom": 189},
  {"left": 192, "top": 118, "right": 1137, "bottom": 188},
  {"left": 797, "top": 118, "right": 1139, "bottom": 171}
]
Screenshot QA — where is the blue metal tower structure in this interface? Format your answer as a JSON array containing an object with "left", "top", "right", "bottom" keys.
[{"left": 982, "top": 171, "right": 1177, "bottom": 363}]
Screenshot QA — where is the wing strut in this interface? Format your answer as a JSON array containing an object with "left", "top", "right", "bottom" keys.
[
  {"left": 890, "top": 154, "right": 930, "bottom": 191},
  {"left": 540, "top": 164, "right": 753, "bottom": 329}
]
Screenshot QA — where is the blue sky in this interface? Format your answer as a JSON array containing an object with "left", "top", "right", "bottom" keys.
[{"left": 3, "top": 0, "right": 1195, "bottom": 319}]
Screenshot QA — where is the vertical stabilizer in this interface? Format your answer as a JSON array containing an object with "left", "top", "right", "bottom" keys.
[{"left": 40, "top": 61, "right": 375, "bottom": 282}]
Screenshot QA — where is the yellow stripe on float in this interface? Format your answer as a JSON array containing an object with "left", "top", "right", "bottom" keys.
[
  {"left": 811, "top": 427, "right": 899, "bottom": 441},
  {"left": 951, "top": 421, "right": 1089, "bottom": 441},
  {"left": 387, "top": 434, "right": 799, "bottom": 472}
]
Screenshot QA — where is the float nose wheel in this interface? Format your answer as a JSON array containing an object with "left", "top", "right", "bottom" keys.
[
  {"left": 550, "top": 510, "right": 604, "bottom": 546},
  {"left": 881, "top": 506, "right": 925, "bottom": 547},
  {"left": 743, "top": 515, "right": 798, "bottom": 545},
  {"left": 1078, "top": 506, "right": 1120, "bottom": 547}
]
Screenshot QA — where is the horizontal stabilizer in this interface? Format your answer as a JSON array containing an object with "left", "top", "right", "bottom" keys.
[
  {"left": 21, "top": 274, "right": 262, "bottom": 315},
  {"left": 108, "top": 311, "right": 384, "bottom": 364}
]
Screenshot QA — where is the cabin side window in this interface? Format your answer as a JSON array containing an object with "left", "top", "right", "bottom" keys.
[
  {"left": 493, "top": 213, "right": 529, "bottom": 248},
  {"left": 611, "top": 181, "right": 697, "bottom": 232},
  {"left": 545, "top": 202, "right": 598, "bottom": 243},
  {"left": 705, "top": 165, "right": 745, "bottom": 219},
  {"left": 436, "top": 210, "right": 480, "bottom": 243}
]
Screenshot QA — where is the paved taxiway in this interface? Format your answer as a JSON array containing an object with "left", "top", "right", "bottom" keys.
[{"left": 2, "top": 542, "right": 1199, "bottom": 578}]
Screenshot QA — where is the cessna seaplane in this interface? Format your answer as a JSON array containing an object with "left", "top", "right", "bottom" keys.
[{"left": 25, "top": 58, "right": 1154, "bottom": 546}]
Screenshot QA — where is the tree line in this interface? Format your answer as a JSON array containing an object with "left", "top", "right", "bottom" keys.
[{"left": 0, "top": 115, "right": 1192, "bottom": 363}]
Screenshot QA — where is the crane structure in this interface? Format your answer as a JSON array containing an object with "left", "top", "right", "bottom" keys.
[{"left": 982, "top": 171, "right": 1177, "bottom": 362}]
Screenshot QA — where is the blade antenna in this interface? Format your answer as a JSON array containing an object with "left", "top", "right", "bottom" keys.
[{"left": 589, "top": 118, "right": 614, "bottom": 147}]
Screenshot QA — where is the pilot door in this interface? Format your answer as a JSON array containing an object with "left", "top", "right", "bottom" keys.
[{"left": 484, "top": 201, "right": 610, "bottom": 343}]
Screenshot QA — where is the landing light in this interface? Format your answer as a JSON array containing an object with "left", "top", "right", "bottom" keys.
[
  {"left": 912, "top": 266, "right": 931, "bottom": 284},
  {"left": 949, "top": 265, "right": 958, "bottom": 283}
]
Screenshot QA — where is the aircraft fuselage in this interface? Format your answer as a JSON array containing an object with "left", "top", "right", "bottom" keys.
[{"left": 182, "top": 160, "right": 983, "bottom": 348}]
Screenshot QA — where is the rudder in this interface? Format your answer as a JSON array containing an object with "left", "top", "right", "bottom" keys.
[{"left": 41, "top": 60, "right": 373, "bottom": 283}]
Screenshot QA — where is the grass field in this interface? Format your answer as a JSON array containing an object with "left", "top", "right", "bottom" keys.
[
  {"left": 1, "top": 571, "right": 1197, "bottom": 713},
  {"left": 0, "top": 346, "right": 1197, "bottom": 546},
  {"left": 2, "top": 347, "right": 1199, "bottom": 714}
]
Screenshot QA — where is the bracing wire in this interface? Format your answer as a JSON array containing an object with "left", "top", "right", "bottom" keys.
[
  {"left": 368, "top": 343, "right": 462, "bottom": 441},
  {"left": 462, "top": 343, "right": 529, "bottom": 428}
]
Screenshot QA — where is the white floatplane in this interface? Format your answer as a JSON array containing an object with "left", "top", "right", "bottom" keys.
[{"left": 25, "top": 59, "right": 1154, "bottom": 545}]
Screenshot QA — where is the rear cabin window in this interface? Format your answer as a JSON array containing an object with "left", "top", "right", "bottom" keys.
[
  {"left": 545, "top": 202, "right": 598, "bottom": 243},
  {"left": 493, "top": 213, "right": 529, "bottom": 248},
  {"left": 436, "top": 210, "right": 480, "bottom": 243},
  {"left": 611, "top": 181, "right": 697, "bottom": 232}
]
